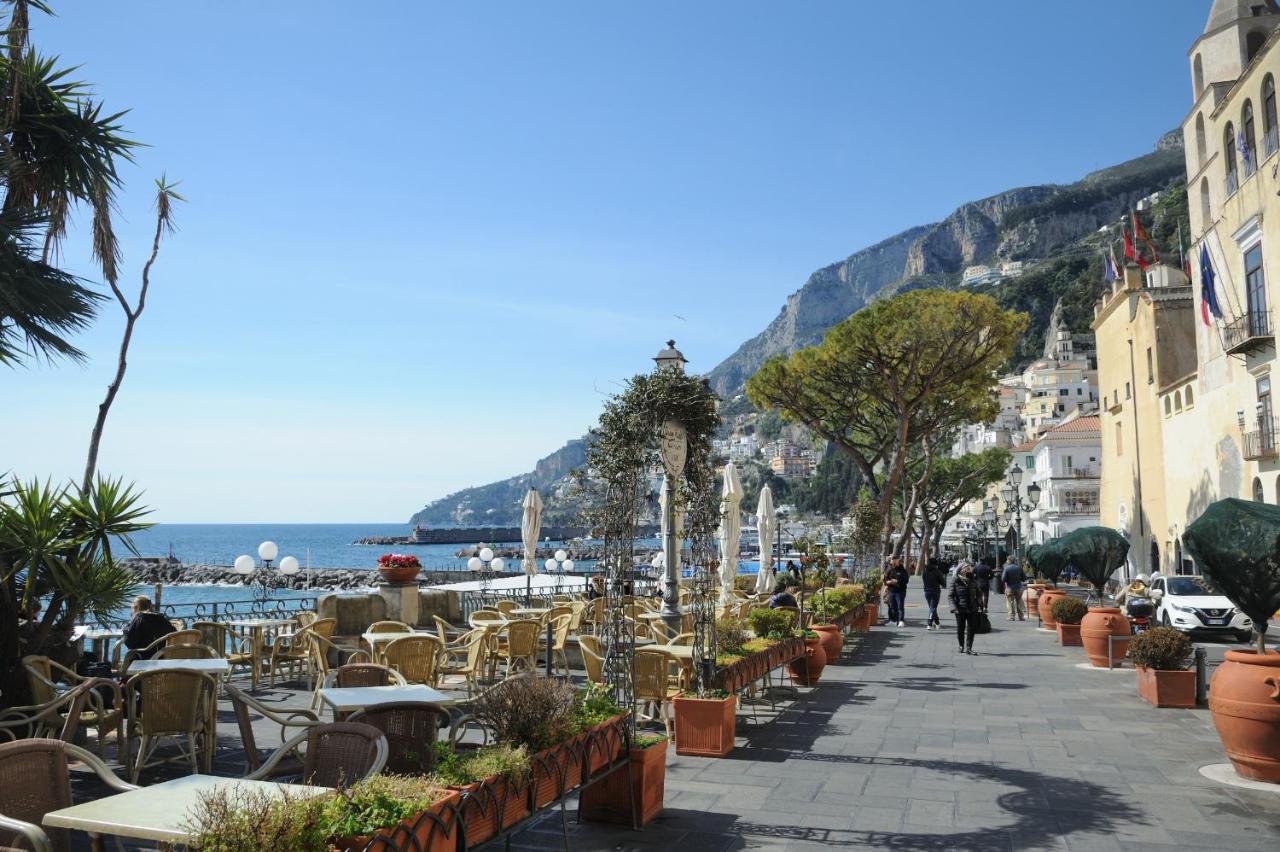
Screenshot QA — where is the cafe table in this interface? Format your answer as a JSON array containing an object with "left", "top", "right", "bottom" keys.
[
  {"left": 361, "top": 630, "right": 421, "bottom": 662},
  {"left": 509, "top": 607, "right": 550, "bottom": 618},
  {"left": 74, "top": 626, "right": 122, "bottom": 662},
  {"left": 318, "top": 683, "right": 458, "bottom": 718},
  {"left": 652, "top": 643, "right": 696, "bottom": 688},
  {"left": 43, "top": 774, "right": 329, "bottom": 850},
  {"left": 224, "top": 617, "right": 294, "bottom": 689}
]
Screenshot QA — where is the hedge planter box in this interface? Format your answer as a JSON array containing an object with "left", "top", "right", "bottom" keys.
[
  {"left": 334, "top": 790, "right": 461, "bottom": 852},
  {"left": 579, "top": 738, "right": 668, "bottom": 827},
  {"left": 453, "top": 774, "right": 532, "bottom": 847},
  {"left": 673, "top": 694, "right": 736, "bottom": 758},
  {"left": 712, "top": 637, "right": 805, "bottom": 693},
  {"left": 1056, "top": 623, "right": 1082, "bottom": 646},
  {"left": 1136, "top": 665, "right": 1196, "bottom": 709},
  {"left": 583, "top": 713, "right": 629, "bottom": 775},
  {"left": 530, "top": 737, "right": 585, "bottom": 808}
]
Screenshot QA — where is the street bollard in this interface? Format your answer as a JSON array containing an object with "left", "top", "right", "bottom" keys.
[{"left": 1195, "top": 646, "right": 1208, "bottom": 705}]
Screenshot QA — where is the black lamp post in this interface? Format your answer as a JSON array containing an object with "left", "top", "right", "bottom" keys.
[{"left": 1001, "top": 464, "right": 1041, "bottom": 566}]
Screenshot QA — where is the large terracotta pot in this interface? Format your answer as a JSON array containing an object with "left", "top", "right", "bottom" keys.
[
  {"left": 786, "top": 635, "right": 827, "bottom": 686},
  {"left": 1056, "top": 622, "right": 1082, "bottom": 646},
  {"left": 812, "top": 624, "right": 843, "bottom": 661},
  {"left": 1207, "top": 650, "right": 1280, "bottom": 782},
  {"left": 1136, "top": 665, "right": 1196, "bottom": 709},
  {"left": 673, "top": 694, "right": 736, "bottom": 757},
  {"left": 1080, "top": 607, "right": 1131, "bottom": 668},
  {"left": 378, "top": 565, "right": 421, "bottom": 584},
  {"left": 1038, "top": 589, "right": 1066, "bottom": 628},
  {"left": 580, "top": 738, "right": 668, "bottom": 826}
]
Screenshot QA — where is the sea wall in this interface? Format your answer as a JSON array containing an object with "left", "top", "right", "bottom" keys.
[{"left": 122, "top": 557, "right": 380, "bottom": 592}]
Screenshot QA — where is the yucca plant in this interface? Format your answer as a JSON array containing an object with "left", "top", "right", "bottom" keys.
[{"left": 0, "top": 475, "right": 149, "bottom": 707}]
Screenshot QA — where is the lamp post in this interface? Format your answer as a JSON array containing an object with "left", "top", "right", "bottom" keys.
[
  {"left": 544, "top": 549, "right": 574, "bottom": 596},
  {"left": 233, "top": 541, "right": 300, "bottom": 612},
  {"left": 654, "top": 339, "right": 689, "bottom": 638},
  {"left": 1001, "top": 464, "right": 1041, "bottom": 567},
  {"left": 467, "top": 544, "right": 504, "bottom": 601}
]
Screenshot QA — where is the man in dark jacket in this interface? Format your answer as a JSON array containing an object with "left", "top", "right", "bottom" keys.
[
  {"left": 948, "top": 564, "right": 983, "bottom": 654},
  {"left": 768, "top": 581, "right": 799, "bottom": 609},
  {"left": 972, "top": 561, "right": 994, "bottom": 610},
  {"left": 922, "top": 558, "right": 947, "bottom": 630},
  {"left": 1001, "top": 558, "right": 1028, "bottom": 621},
  {"left": 122, "top": 596, "right": 174, "bottom": 659},
  {"left": 883, "top": 559, "right": 910, "bottom": 627}
]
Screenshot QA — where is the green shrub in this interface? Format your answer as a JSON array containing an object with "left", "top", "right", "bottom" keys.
[
  {"left": 733, "top": 575, "right": 756, "bottom": 591},
  {"left": 825, "top": 586, "right": 864, "bottom": 611},
  {"left": 574, "top": 683, "right": 625, "bottom": 730},
  {"left": 748, "top": 607, "right": 796, "bottom": 638},
  {"left": 1128, "top": 627, "right": 1193, "bottom": 671},
  {"left": 632, "top": 733, "right": 668, "bottom": 750},
  {"left": 323, "top": 775, "right": 448, "bottom": 839},
  {"left": 1051, "top": 596, "right": 1088, "bottom": 625},
  {"left": 471, "top": 675, "right": 577, "bottom": 751},
  {"left": 715, "top": 616, "right": 749, "bottom": 656},
  {"left": 186, "top": 787, "right": 330, "bottom": 851}
]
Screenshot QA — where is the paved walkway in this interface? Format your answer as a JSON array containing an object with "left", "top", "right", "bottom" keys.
[{"left": 520, "top": 609, "right": 1280, "bottom": 851}]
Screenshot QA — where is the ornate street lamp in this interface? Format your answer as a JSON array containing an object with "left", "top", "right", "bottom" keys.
[
  {"left": 1003, "top": 464, "right": 1041, "bottom": 566},
  {"left": 234, "top": 540, "right": 299, "bottom": 612},
  {"left": 544, "top": 549, "right": 574, "bottom": 595},
  {"left": 467, "top": 544, "right": 503, "bottom": 600},
  {"left": 654, "top": 339, "right": 689, "bottom": 638}
]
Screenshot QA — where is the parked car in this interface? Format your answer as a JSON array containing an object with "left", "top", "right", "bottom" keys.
[{"left": 1149, "top": 575, "right": 1253, "bottom": 642}]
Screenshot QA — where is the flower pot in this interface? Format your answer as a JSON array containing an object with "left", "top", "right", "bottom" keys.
[
  {"left": 585, "top": 713, "right": 628, "bottom": 775},
  {"left": 378, "top": 565, "right": 421, "bottom": 584},
  {"left": 333, "top": 791, "right": 460, "bottom": 852},
  {"left": 786, "top": 636, "right": 827, "bottom": 686},
  {"left": 812, "top": 624, "right": 843, "bottom": 661},
  {"left": 1207, "top": 650, "right": 1280, "bottom": 782},
  {"left": 861, "top": 603, "right": 877, "bottom": 630},
  {"left": 580, "top": 738, "right": 668, "bottom": 826},
  {"left": 1080, "top": 607, "right": 1131, "bottom": 668},
  {"left": 673, "top": 693, "right": 736, "bottom": 757},
  {"left": 531, "top": 739, "right": 585, "bottom": 807},
  {"left": 454, "top": 774, "right": 531, "bottom": 846},
  {"left": 1136, "top": 665, "right": 1196, "bottom": 709},
  {"left": 1038, "top": 589, "right": 1066, "bottom": 628},
  {"left": 1056, "top": 622, "right": 1082, "bottom": 647}
]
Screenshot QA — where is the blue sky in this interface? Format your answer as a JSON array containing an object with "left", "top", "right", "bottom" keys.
[{"left": 3, "top": 1, "right": 1206, "bottom": 523}]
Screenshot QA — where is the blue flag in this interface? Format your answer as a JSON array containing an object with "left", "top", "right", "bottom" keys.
[
  {"left": 1103, "top": 251, "right": 1118, "bottom": 282},
  {"left": 1200, "top": 244, "right": 1223, "bottom": 326}
]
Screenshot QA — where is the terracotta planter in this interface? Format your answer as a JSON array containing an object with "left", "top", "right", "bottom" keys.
[
  {"left": 333, "top": 791, "right": 460, "bottom": 852},
  {"left": 378, "top": 565, "right": 421, "bottom": 584},
  {"left": 1136, "top": 665, "right": 1196, "bottom": 709},
  {"left": 673, "top": 694, "right": 736, "bottom": 757},
  {"left": 861, "top": 603, "right": 878, "bottom": 630},
  {"left": 812, "top": 624, "right": 843, "bottom": 661},
  {"left": 454, "top": 774, "right": 531, "bottom": 846},
  {"left": 584, "top": 713, "right": 628, "bottom": 775},
  {"left": 1038, "top": 589, "right": 1066, "bottom": 628},
  {"left": 1207, "top": 650, "right": 1280, "bottom": 782},
  {"left": 580, "top": 738, "right": 668, "bottom": 826},
  {"left": 1056, "top": 622, "right": 1082, "bottom": 647},
  {"left": 786, "top": 636, "right": 827, "bottom": 686},
  {"left": 1080, "top": 607, "right": 1131, "bottom": 668},
  {"left": 531, "top": 739, "right": 585, "bottom": 808}
]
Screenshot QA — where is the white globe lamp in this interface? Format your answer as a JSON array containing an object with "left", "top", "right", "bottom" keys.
[
  {"left": 554, "top": 549, "right": 568, "bottom": 562},
  {"left": 258, "top": 541, "right": 278, "bottom": 563},
  {"left": 562, "top": 559, "right": 574, "bottom": 572},
  {"left": 544, "top": 558, "right": 557, "bottom": 572},
  {"left": 467, "top": 556, "right": 483, "bottom": 572},
  {"left": 491, "top": 557, "right": 505, "bottom": 572},
  {"left": 479, "top": 547, "right": 494, "bottom": 562},
  {"left": 234, "top": 554, "right": 255, "bottom": 575},
  {"left": 279, "top": 556, "right": 300, "bottom": 575}
]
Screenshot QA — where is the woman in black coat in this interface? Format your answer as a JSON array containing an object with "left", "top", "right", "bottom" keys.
[{"left": 948, "top": 564, "right": 984, "bottom": 655}]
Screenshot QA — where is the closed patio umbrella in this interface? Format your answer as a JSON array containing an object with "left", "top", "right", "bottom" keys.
[
  {"left": 521, "top": 488, "right": 543, "bottom": 605},
  {"left": 718, "top": 462, "right": 743, "bottom": 606},
  {"left": 755, "top": 485, "right": 776, "bottom": 595}
]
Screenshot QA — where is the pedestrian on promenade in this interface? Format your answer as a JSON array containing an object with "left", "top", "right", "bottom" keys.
[
  {"left": 883, "top": 558, "right": 910, "bottom": 627},
  {"left": 922, "top": 557, "right": 946, "bottom": 630},
  {"left": 1001, "top": 558, "right": 1027, "bottom": 621},
  {"left": 948, "top": 565, "right": 982, "bottom": 654},
  {"left": 973, "top": 560, "right": 993, "bottom": 610}
]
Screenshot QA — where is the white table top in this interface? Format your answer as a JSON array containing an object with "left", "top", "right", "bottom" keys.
[
  {"left": 510, "top": 608, "right": 550, "bottom": 616},
  {"left": 44, "top": 774, "right": 329, "bottom": 844},
  {"left": 74, "top": 626, "right": 121, "bottom": 641},
  {"left": 127, "top": 658, "right": 232, "bottom": 674},
  {"left": 362, "top": 631, "right": 424, "bottom": 645},
  {"left": 319, "top": 684, "right": 456, "bottom": 712},
  {"left": 224, "top": 618, "right": 293, "bottom": 628},
  {"left": 650, "top": 644, "right": 694, "bottom": 659}
]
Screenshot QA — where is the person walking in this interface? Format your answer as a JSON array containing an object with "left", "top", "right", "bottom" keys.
[
  {"left": 922, "top": 557, "right": 946, "bottom": 630},
  {"left": 973, "top": 560, "right": 993, "bottom": 611},
  {"left": 948, "top": 564, "right": 983, "bottom": 654},
  {"left": 883, "top": 558, "right": 910, "bottom": 627},
  {"left": 1001, "top": 558, "right": 1027, "bottom": 621}
]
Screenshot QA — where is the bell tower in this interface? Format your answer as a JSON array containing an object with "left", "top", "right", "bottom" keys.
[{"left": 1190, "top": 0, "right": 1280, "bottom": 98}]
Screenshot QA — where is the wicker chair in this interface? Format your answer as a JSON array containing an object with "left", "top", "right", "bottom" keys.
[
  {"left": 566, "top": 600, "right": 588, "bottom": 634},
  {"left": 578, "top": 634, "right": 605, "bottom": 685},
  {"left": 382, "top": 635, "right": 441, "bottom": 686},
  {"left": 497, "top": 619, "right": 540, "bottom": 678},
  {"left": 269, "top": 617, "right": 337, "bottom": 687},
  {"left": 0, "top": 680, "right": 118, "bottom": 749},
  {"left": 494, "top": 600, "right": 519, "bottom": 616},
  {"left": 633, "top": 650, "right": 678, "bottom": 739},
  {"left": 247, "top": 722, "right": 387, "bottom": 787},
  {"left": 667, "top": 632, "right": 694, "bottom": 647},
  {"left": 364, "top": 620, "right": 412, "bottom": 662},
  {"left": 305, "top": 633, "right": 371, "bottom": 712},
  {"left": 467, "top": 610, "right": 506, "bottom": 629},
  {"left": 224, "top": 683, "right": 319, "bottom": 777},
  {"left": 21, "top": 656, "right": 123, "bottom": 757},
  {"left": 294, "top": 610, "right": 319, "bottom": 629},
  {"left": 648, "top": 620, "right": 677, "bottom": 644},
  {"left": 120, "top": 628, "right": 202, "bottom": 670},
  {"left": 436, "top": 629, "right": 486, "bottom": 696},
  {"left": 544, "top": 614, "right": 572, "bottom": 677},
  {"left": 153, "top": 643, "right": 219, "bottom": 660},
  {"left": 191, "top": 620, "right": 255, "bottom": 676},
  {"left": 124, "top": 669, "right": 218, "bottom": 782},
  {"left": 0, "top": 739, "right": 137, "bottom": 852},
  {"left": 430, "top": 615, "right": 456, "bottom": 648},
  {"left": 322, "top": 663, "right": 407, "bottom": 690},
  {"left": 348, "top": 701, "right": 451, "bottom": 775}
]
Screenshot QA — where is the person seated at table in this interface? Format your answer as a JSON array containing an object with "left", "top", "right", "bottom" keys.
[
  {"left": 587, "top": 575, "right": 605, "bottom": 601},
  {"left": 122, "top": 596, "right": 174, "bottom": 659},
  {"left": 768, "top": 581, "right": 799, "bottom": 609}
]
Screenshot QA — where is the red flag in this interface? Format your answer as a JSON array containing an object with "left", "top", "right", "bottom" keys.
[{"left": 1132, "top": 211, "right": 1160, "bottom": 263}]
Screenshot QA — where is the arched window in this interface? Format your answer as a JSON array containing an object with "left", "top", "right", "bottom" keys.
[
  {"left": 1194, "top": 54, "right": 1205, "bottom": 96},
  {"left": 1174, "top": 390, "right": 1183, "bottom": 412},
  {"left": 1243, "top": 101, "right": 1258, "bottom": 176},
  {"left": 1226, "top": 123, "right": 1239, "bottom": 195},
  {"left": 1200, "top": 177, "right": 1212, "bottom": 227},
  {"left": 1248, "top": 30, "right": 1267, "bottom": 63},
  {"left": 1264, "top": 75, "right": 1278, "bottom": 157},
  {"left": 1196, "top": 113, "right": 1208, "bottom": 166},
  {"left": 1254, "top": 476, "right": 1265, "bottom": 503},
  {"left": 1184, "top": 385, "right": 1194, "bottom": 407},
  {"left": 1163, "top": 396, "right": 1172, "bottom": 416}
]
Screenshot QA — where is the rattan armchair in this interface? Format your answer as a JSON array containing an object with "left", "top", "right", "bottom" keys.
[
  {"left": 578, "top": 634, "right": 605, "bottom": 685},
  {"left": 268, "top": 617, "right": 336, "bottom": 687},
  {"left": 436, "top": 628, "right": 486, "bottom": 696},
  {"left": 191, "top": 620, "right": 255, "bottom": 676},
  {"left": 348, "top": 701, "right": 451, "bottom": 775},
  {"left": 153, "top": 643, "right": 219, "bottom": 660},
  {"left": 21, "top": 656, "right": 123, "bottom": 757},
  {"left": 382, "top": 635, "right": 441, "bottom": 686},
  {"left": 246, "top": 722, "right": 387, "bottom": 787},
  {"left": 224, "top": 683, "right": 319, "bottom": 777},
  {"left": 322, "top": 663, "right": 407, "bottom": 690},
  {"left": 633, "top": 650, "right": 678, "bottom": 739},
  {"left": 120, "top": 628, "right": 202, "bottom": 671},
  {"left": 544, "top": 614, "right": 572, "bottom": 677},
  {"left": 494, "top": 600, "right": 519, "bottom": 616},
  {"left": 123, "top": 669, "right": 219, "bottom": 782},
  {"left": 496, "top": 619, "right": 540, "bottom": 678},
  {"left": 0, "top": 739, "right": 138, "bottom": 852},
  {"left": 0, "top": 680, "right": 117, "bottom": 750}
]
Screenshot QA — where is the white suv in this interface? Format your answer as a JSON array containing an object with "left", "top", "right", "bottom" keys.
[{"left": 1150, "top": 575, "right": 1253, "bottom": 642}]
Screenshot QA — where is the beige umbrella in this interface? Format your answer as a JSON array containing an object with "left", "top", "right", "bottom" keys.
[
  {"left": 521, "top": 488, "right": 543, "bottom": 604},
  {"left": 755, "top": 484, "right": 776, "bottom": 595},
  {"left": 719, "top": 462, "right": 743, "bottom": 605}
]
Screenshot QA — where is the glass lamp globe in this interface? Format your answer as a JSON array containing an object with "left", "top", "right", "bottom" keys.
[
  {"left": 651, "top": 553, "right": 664, "bottom": 569},
  {"left": 490, "top": 557, "right": 505, "bottom": 572},
  {"left": 544, "top": 558, "right": 557, "bottom": 572},
  {"left": 554, "top": 549, "right": 568, "bottom": 562},
  {"left": 562, "top": 559, "right": 574, "bottom": 572},
  {"left": 467, "top": 556, "right": 483, "bottom": 572},
  {"left": 233, "top": 555, "right": 255, "bottom": 575},
  {"left": 479, "top": 547, "right": 495, "bottom": 562},
  {"left": 279, "top": 556, "right": 300, "bottom": 575},
  {"left": 258, "top": 541, "right": 278, "bottom": 562}
]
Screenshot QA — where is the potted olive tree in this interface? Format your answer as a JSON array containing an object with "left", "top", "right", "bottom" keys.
[
  {"left": 1129, "top": 627, "right": 1195, "bottom": 709},
  {"left": 1057, "top": 526, "right": 1131, "bottom": 668}
]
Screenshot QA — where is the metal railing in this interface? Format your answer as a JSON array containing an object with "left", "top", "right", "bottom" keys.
[
  {"left": 1223, "top": 311, "right": 1273, "bottom": 353},
  {"left": 1053, "top": 502, "right": 1100, "bottom": 516},
  {"left": 1244, "top": 419, "right": 1279, "bottom": 460}
]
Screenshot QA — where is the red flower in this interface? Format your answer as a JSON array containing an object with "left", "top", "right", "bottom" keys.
[{"left": 378, "top": 553, "right": 421, "bottom": 569}]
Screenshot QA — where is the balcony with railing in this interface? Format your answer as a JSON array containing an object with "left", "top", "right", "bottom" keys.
[
  {"left": 1223, "top": 311, "right": 1273, "bottom": 355},
  {"left": 1051, "top": 499, "right": 1100, "bottom": 516},
  {"left": 1244, "top": 419, "right": 1279, "bottom": 461}
]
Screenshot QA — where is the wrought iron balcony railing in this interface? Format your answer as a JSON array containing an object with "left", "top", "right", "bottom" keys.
[
  {"left": 1244, "top": 419, "right": 1279, "bottom": 461},
  {"left": 1223, "top": 311, "right": 1273, "bottom": 355}
]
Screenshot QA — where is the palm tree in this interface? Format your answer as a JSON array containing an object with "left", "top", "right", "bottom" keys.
[{"left": 0, "top": 0, "right": 137, "bottom": 366}]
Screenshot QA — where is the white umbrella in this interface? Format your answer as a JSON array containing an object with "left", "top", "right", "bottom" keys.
[
  {"left": 718, "top": 462, "right": 743, "bottom": 605},
  {"left": 521, "top": 488, "right": 543, "bottom": 603},
  {"left": 755, "top": 484, "right": 776, "bottom": 595}
]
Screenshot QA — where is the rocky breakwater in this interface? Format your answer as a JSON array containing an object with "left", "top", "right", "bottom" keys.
[
  {"left": 454, "top": 545, "right": 609, "bottom": 561},
  {"left": 121, "top": 557, "right": 379, "bottom": 591}
]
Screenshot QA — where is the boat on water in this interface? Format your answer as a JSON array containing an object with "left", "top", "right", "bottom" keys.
[{"left": 408, "top": 524, "right": 432, "bottom": 544}]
